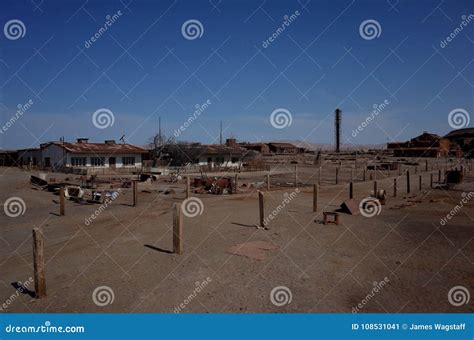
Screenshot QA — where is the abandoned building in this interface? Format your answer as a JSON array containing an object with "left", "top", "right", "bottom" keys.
[
  {"left": 161, "top": 139, "right": 245, "bottom": 168},
  {"left": 386, "top": 132, "right": 461, "bottom": 158},
  {"left": 268, "top": 142, "right": 301, "bottom": 154},
  {"left": 239, "top": 142, "right": 271, "bottom": 154},
  {"left": 445, "top": 127, "right": 474, "bottom": 157},
  {"left": 17, "top": 138, "right": 147, "bottom": 171}
]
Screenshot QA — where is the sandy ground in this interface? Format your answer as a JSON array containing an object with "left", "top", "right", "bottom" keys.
[{"left": 0, "top": 160, "right": 473, "bottom": 313}]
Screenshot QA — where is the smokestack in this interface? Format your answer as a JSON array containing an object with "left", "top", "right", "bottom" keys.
[
  {"left": 335, "top": 108, "right": 341, "bottom": 153},
  {"left": 220, "top": 121, "right": 223, "bottom": 145}
]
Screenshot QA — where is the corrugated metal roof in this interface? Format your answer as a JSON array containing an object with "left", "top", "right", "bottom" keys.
[{"left": 43, "top": 142, "right": 147, "bottom": 154}]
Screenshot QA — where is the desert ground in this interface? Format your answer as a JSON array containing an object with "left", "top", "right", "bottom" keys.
[{"left": 1, "top": 157, "right": 473, "bottom": 313}]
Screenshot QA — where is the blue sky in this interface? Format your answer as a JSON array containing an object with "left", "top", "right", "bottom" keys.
[{"left": 0, "top": 0, "right": 473, "bottom": 149}]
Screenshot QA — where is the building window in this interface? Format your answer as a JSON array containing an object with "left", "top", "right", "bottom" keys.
[
  {"left": 231, "top": 157, "right": 238, "bottom": 163},
  {"left": 215, "top": 157, "right": 225, "bottom": 163},
  {"left": 122, "top": 157, "right": 135, "bottom": 166},
  {"left": 71, "top": 157, "right": 87, "bottom": 167},
  {"left": 90, "top": 157, "right": 105, "bottom": 167}
]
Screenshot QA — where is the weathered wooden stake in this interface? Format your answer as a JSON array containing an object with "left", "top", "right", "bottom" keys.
[
  {"left": 132, "top": 180, "right": 137, "bottom": 206},
  {"left": 393, "top": 178, "right": 397, "bottom": 197},
  {"left": 407, "top": 170, "right": 411, "bottom": 194},
  {"left": 349, "top": 181, "right": 353, "bottom": 199},
  {"left": 59, "top": 187, "right": 65, "bottom": 216},
  {"left": 430, "top": 173, "right": 433, "bottom": 188},
  {"left": 313, "top": 184, "right": 318, "bottom": 212},
  {"left": 418, "top": 175, "right": 422, "bottom": 190},
  {"left": 425, "top": 160, "right": 428, "bottom": 172},
  {"left": 318, "top": 166, "right": 321, "bottom": 186},
  {"left": 33, "top": 228, "right": 47, "bottom": 298},
  {"left": 363, "top": 169, "right": 366, "bottom": 181},
  {"left": 258, "top": 191, "right": 265, "bottom": 228},
  {"left": 173, "top": 203, "right": 183, "bottom": 254},
  {"left": 438, "top": 169, "right": 441, "bottom": 183},
  {"left": 373, "top": 180, "right": 378, "bottom": 197},
  {"left": 294, "top": 165, "right": 298, "bottom": 188},
  {"left": 335, "top": 167, "right": 339, "bottom": 184},
  {"left": 186, "top": 177, "right": 191, "bottom": 199},
  {"left": 234, "top": 174, "right": 239, "bottom": 194}
]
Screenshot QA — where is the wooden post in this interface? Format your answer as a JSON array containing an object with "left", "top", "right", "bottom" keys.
[
  {"left": 393, "top": 178, "right": 397, "bottom": 197},
  {"left": 266, "top": 174, "right": 270, "bottom": 191},
  {"left": 234, "top": 174, "right": 238, "bottom": 194},
  {"left": 173, "top": 203, "right": 183, "bottom": 254},
  {"left": 258, "top": 191, "right": 265, "bottom": 228},
  {"left": 363, "top": 169, "right": 366, "bottom": 181},
  {"left": 349, "top": 181, "right": 353, "bottom": 199},
  {"left": 294, "top": 165, "right": 298, "bottom": 188},
  {"left": 373, "top": 180, "right": 377, "bottom": 198},
  {"left": 425, "top": 160, "right": 428, "bottom": 172},
  {"left": 374, "top": 165, "right": 377, "bottom": 180},
  {"left": 318, "top": 166, "right": 321, "bottom": 186},
  {"left": 419, "top": 175, "right": 422, "bottom": 191},
  {"left": 430, "top": 173, "right": 433, "bottom": 188},
  {"left": 407, "top": 170, "right": 410, "bottom": 194},
  {"left": 335, "top": 167, "right": 339, "bottom": 184},
  {"left": 438, "top": 169, "right": 441, "bottom": 183},
  {"left": 313, "top": 184, "right": 318, "bottom": 212},
  {"left": 186, "top": 177, "right": 191, "bottom": 199},
  {"left": 132, "top": 180, "right": 137, "bottom": 206},
  {"left": 32, "top": 228, "right": 46, "bottom": 298},
  {"left": 59, "top": 187, "right": 65, "bottom": 216}
]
